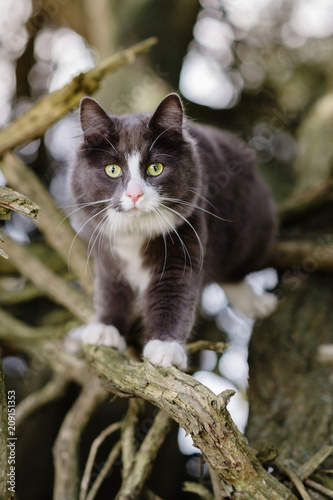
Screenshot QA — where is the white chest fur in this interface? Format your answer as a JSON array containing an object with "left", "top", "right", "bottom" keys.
[{"left": 114, "top": 233, "right": 151, "bottom": 295}]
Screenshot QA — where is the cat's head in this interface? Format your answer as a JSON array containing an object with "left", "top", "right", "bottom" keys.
[{"left": 70, "top": 93, "right": 200, "bottom": 238}]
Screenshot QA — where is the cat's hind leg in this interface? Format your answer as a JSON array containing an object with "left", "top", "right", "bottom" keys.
[{"left": 222, "top": 279, "right": 277, "bottom": 320}]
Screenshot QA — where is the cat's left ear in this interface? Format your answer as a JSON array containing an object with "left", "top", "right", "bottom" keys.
[{"left": 149, "top": 93, "right": 184, "bottom": 132}]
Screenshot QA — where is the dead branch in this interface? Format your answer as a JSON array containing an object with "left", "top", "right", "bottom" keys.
[
  {"left": 1, "top": 153, "right": 93, "bottom": 295},
  {"left": 116, "top": 409, "right": 172, "bottom": 500},
  {"left": 84, "top": 345, "right": 297, "bottom": 500},
  {"left": 0, "top": 231, "right": 93, "bottom": 322},
  {"left": 0, "top": 185, "right": 39, "bottom": 220},
  {"left": 16, "top": 374, "right": 70, "bottom": 428},
  {"left": 53, "top": 377, "right": 109, "bottom": 500},
  {"left": 80, "top": 421, "right": 122, "bottom": 500},
  {"left": 0, "top": 37, "right": 157, "bottom": 156}
]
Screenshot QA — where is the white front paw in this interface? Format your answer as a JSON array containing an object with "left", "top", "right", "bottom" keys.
[
  {"left": 143, "top": 340, "right": 187, "bottom": 370},
  {"left": 65, "top": 322, "right": 126, "bottom": 353}
]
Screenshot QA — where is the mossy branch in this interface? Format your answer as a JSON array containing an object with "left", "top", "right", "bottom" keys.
[{"left": 0, "top": 37, "right": 157, "bottom": 156}]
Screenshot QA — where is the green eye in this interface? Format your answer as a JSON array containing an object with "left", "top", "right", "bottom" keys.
[
  {"left": 105, "top": 164, "right": 122, "bottom": 178},
  {"left": 147, "top": 163, "right": 164, "bottom": 177}
]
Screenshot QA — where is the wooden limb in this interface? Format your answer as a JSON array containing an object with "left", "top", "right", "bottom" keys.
[
  {"left": 53, "top": 377, "right": 109, "bottom": 500},
  {"left": 80, "top": 421, "right": 122, "bottom": 500},
  {"left": 268, "top": 237, "right": 333, "bottom": 271},
  {"left": 278, "top": 177, "right": 333, "bottom": 224},
  {"left": 0, "top": 185, "right": 39, "bottom": 220},
  {"left": 115, "top": 409, "right": 172, "bottom": 500},
  {"left": 186, "top": 340, "right": 228, "bottom": 355},
  {"left": 275, "top": 461, "right": 311, "bottom": 500},
  {"left": 182, "top": 482, "right": 214, "bottom": 499},
  {"left": 0, "top": 37, "right": 157, "bottom": 156},
  {"left": 305, "top": 479, "right": 333, "bottom": 498},
  {"left": 0, "top": 307, "right": 74, "bottom": 341},
  {"left": 121, "top": 398, "right": 145, "bottom": 480},
  {"left": 84, "top": 345, "right": 297, "bottom": 500},
  {"left": 1, "top": 153, "right": 93, "bottom": 295},
  {"left": 85, "top": 440, "right": 121, "bottom": 500},
  {"left": 0, "top": 231, "right": 93, "bottom": 322},
  {"left": 298, "top": 446, "right": 333, "bottom": 481},
  {"left": 16, "top": 374, "right": 70, "bottom": 428}
]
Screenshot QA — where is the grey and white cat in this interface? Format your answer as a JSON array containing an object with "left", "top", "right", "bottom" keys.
[{"left": 67, "top": 93, "right": 277, "bottom": 370}]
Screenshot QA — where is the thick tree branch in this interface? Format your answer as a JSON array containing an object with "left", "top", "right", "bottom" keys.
[
  {"left": 0, "top": 37, "right": 157, "bottom": 156},
  {"left": 84, "top": 345, "right": 297, "bottom": 500}
]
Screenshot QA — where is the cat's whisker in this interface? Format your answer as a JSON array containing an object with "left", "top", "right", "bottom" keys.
[
  {"left": 85, "top": 211, "right": 110, "bottom": 273},
  {"left": 159, "top": 203, "right": 204, "bottom": 274},
  {"left": 161, "top": 196, "right": 231, "bottom": 223},
  {"left": 68, "top": 204, "right": 111, "bottom": 275},
  {"left": 187, "top": 187, "right": 221, "bottom": 213},
  {"left": 55, "top": 197, "right": 115, "bottom": 240},
  {"left": 151, "top": 209, "right": 168, "bottom": 283},
  {"left": 156, "top": 207, "right": 192, "bottom": 281}
]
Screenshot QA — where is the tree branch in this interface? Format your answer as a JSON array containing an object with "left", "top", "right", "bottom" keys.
[
  {"left": 116, "top": 409, "right": 172, "bottom": 500},
  {"left": 0, "top": 37, "right": 157, "bottom": 156},
  {"left": 80, "top": 421, "right": 122, "bottom": 500},
  {"left": 53, "top": 377, "right": 109, "bottom": 500},
  {"left": 1, "top": 153, "right": 93, "bottom": 295},
  {"left": 84, "top": 345, "right": 297, "bottom": 500},
  {"left": 16, "top": 374, "right": 70, "bottom": 428},
  {"left": 0, "top": 231, "right": 93, "bottom": 322}
]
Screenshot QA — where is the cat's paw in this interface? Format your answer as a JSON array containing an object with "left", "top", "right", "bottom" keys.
[
  {"left": 249, "top": 292, "right": 278, "bottom": 319},
  {"left": 143, "top": 340, "right": 187, "bottom": 370},
  {"left": 65, "top": 322, "right": 126, "bottom": 354}
]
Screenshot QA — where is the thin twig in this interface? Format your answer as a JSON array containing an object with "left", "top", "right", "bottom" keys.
[
  {"left": 305, "top": 478, "right": 333, "bottom": 498},
  {"left": 115, "top": 410, "right": 172, "bottom": 500},
  {"left": 121, "top": 398, "right": 145, "bottom": 480},
  {"left": 53, "top": 377, "right": 109, "bottom": 500},
  {"left": 186, "top": 340, "right": 228, "bottom": 354},
  {"left": 1, "top": 154, "right": 93, "bottom": 295},
  {"left": 86, "top": 440, "right": 122, "bottom": 500},
  {"left": 80, "top": 421, "right": 122, "bottom": 500},
  {"left": 276, "top": 461, "right": 311, "bottom": 500},
  {"left": 16, "top": 374, "right": 70, "bottom": 428},
  {"left": 298, "top": 445, "right": 333, "bottom": 481},
  {"left": 0, "top": 230, "right": 93, "bottom": 322},
  {"left": 208, "top": 464, "right": 223, "bottom": 500},
  {"left": 182, "top": 482, "right": 214, "bottom": 499}
]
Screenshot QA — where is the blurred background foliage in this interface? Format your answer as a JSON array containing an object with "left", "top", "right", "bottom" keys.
[{"left": 1, "top": 0, "right": 333, "bottom": 498}]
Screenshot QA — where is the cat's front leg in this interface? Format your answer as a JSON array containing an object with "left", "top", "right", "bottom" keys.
[
  {"left": 142, "top": 269, "right": 201, "bottom": 370},
  {"left": 66, "top": 263, "right": 133, "bottom": 354}
]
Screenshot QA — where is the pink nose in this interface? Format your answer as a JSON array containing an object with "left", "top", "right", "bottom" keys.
[{"left": 126, "top": 184, "right": 144, "bottom": 205}]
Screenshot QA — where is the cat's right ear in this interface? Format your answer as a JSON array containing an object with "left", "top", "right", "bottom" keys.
[{"left": 79, "top": 97, "right": 115, "bottom": 146}]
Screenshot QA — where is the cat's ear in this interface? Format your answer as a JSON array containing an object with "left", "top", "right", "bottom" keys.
[
  {"left": 149, "top": 93, "right": 184, "bottom": 132},
  {"left": 80, "top": 97, "right": 116, "bottom": 145}
]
